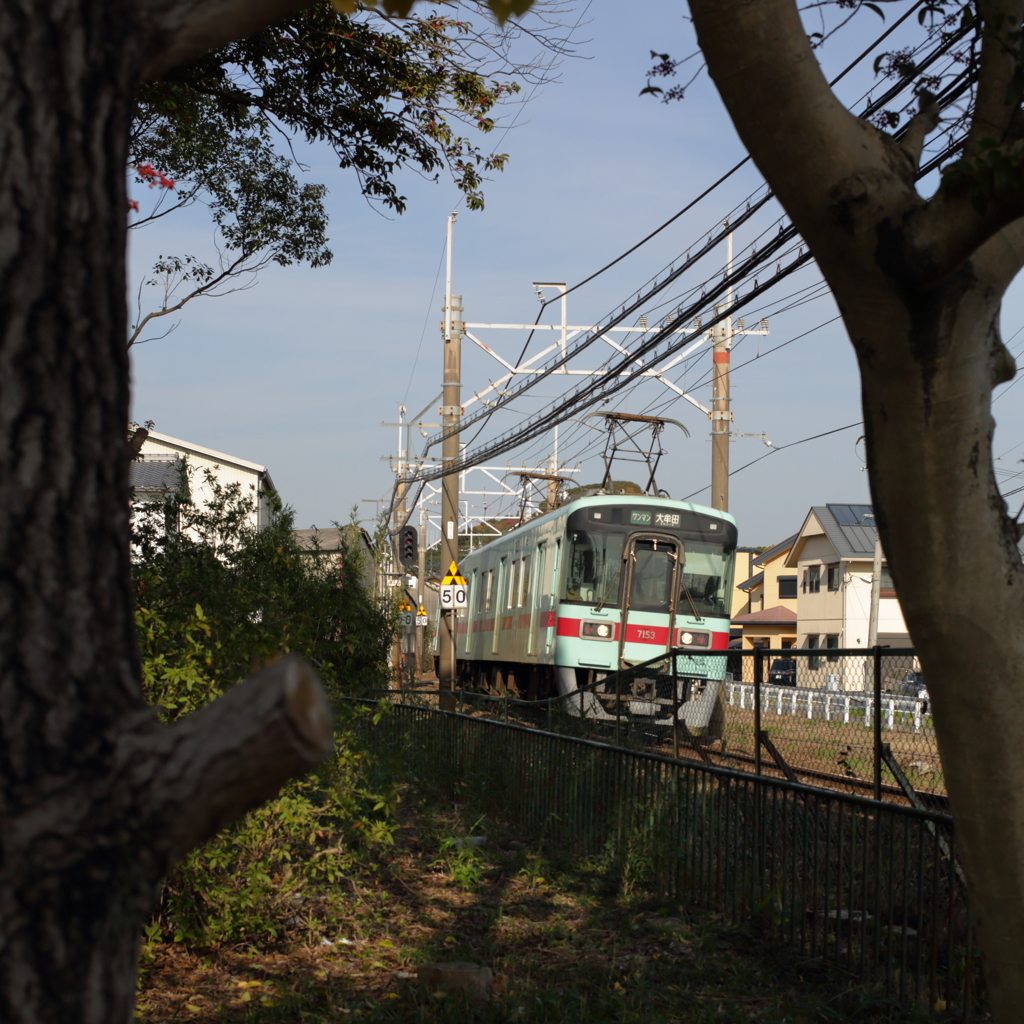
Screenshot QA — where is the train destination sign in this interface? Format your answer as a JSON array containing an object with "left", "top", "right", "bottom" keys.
[{"left": 629, "top": 509, "right": 682, "bottom": 528}]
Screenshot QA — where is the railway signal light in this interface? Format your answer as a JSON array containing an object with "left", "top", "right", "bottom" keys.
[{"left": 398, "top": 525, "right": 418, "bottom": 568}]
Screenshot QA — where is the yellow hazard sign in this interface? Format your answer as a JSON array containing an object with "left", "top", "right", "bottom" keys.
[
  {"left": 417, "top": 605, "right": 426, "bottom": 617},
  {"left": 440, "top": 560, "right": 466, "bottom": 586},
  {"left": 398, "top": 599, "right": 412, "bottom": 612}
]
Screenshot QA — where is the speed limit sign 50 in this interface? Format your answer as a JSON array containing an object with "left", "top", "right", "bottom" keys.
[{"left": 440, "top": 583, "right": 468, "bottom": 609}]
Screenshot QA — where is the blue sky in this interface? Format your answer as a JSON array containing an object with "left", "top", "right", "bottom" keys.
[{"left": 128, "top": 1, "right": 1024, "bottom": 547}]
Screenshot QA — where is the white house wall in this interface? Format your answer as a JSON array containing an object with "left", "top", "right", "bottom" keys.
[
  {"left": 843, "top": 559, "right": 908, "bottom": 646},
  {"left": 139, "top": 435, "right": 271, "bottom": 529}
]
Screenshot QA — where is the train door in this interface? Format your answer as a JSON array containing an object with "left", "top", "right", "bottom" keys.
[
  {"left": 528, "top": 544, "right": 544, "bottom": 655},
  {"left": 519, "top": 552, "right": 533, "bottom": 655},
  {"left": 465, "top": 568, "right": 477, "bottom": 654},
  {"left": 544, "top": 540, "right": 560, "bottom": 654},
  {"left": 492, "top": 558, "right": 507, "bottom": 654},
  {"left": 617, "top": 534, "right": 680, "bottom": 669}
]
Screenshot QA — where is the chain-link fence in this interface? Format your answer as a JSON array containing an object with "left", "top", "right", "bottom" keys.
[{"left": 370, "top": 646, "right": 942, "bottom": 807}]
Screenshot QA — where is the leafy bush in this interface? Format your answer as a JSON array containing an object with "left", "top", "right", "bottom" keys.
[{"left": 133, "top": 468, "right": 400, "bottom": 945}]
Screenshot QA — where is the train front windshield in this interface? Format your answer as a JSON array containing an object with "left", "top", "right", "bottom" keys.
[
  {"left": 679, "top": 540, "right": 731, "bottom": 617},
  {"left": 562, "top": 528, "right": 733, "bottom": 616}
]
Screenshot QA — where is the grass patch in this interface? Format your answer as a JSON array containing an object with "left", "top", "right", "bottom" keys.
[{"left": 137, "top": 795, "right": 959, "bottom": 1023}]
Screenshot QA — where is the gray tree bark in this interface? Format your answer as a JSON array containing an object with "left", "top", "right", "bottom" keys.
[
  {"left": 0, "top": 2, "right": 327, "bottom": 1022},
  {"left": 688, "top": 1, "right": 1024, "bottom": 1018}
]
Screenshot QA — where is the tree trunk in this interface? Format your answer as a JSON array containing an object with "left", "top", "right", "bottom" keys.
[
  {"left": 840, "top": 261, "right": 1024, "bottom": 1014},
  {"left": 686, "top": 1, "right": 1024, "bottom": 1017},
  {"left": 0, "top": 4, "right": 333, "bottom": 1022},
  {"left": 0, "top": 7, "right": 148, "bottom": 1018}
]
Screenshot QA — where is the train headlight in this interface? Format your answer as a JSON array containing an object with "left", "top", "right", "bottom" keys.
[
  {"left": 677, "top": 629, "right": 710, "bottom": 648},
  {"left": 581, "top": 620, "right": 615, "bottom": 640}
]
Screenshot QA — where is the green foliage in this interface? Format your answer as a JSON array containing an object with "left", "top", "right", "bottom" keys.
[
  {"left": 133, "top": 466, "right": 394, "bottom": 702},
  {"left": 156, "top": 704, "right": 399, "bottom": 945},
  {"left": 131, "top": 3, "right": 519, "bottom": 232},
  {"left": 134, "top": 470, "right": 401, "bottom": 945},
  {"left": 435, "top": 822, "right": 488, "bottom": 889}
]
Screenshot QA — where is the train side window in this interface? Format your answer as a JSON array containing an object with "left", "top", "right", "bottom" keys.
[
  {"left": 481, "top": 569, "right": 494, "bottom": 613},
  {"left": 519, "top": 554, "right": 532, "bottom": 607},
  {"left": 508, "top": 560, "right": 519, "bottom": 609}
]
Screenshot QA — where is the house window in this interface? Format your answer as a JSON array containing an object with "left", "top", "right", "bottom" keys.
[
  {"left": 808, "top": 634, "right": 820, "bottom": 671},
  {"left": 827, "top": 564, "right": 841, "bottom": 591},
  {"left": 825, "top": 635, "right": 839, "bottom": 662},
  {"left": 778, "top": 575, "right": 797, "bottom": 600},
  {"left": 880, "top": 565, "right": 896, "bottom": 598},
  {"left": 804, "top": 566, "right": 821, "bottom": 594}
]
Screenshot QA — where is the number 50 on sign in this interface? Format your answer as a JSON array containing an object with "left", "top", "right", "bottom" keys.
[{"left": 440, "top": 583, "right": 468, "bottom": 609}]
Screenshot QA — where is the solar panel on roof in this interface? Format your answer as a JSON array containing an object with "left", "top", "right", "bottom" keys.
[{"left": 827, "top": 503, "right": 873, "bottom": 526}]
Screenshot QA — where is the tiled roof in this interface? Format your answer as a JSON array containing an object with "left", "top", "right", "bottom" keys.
[
  {"left": 732, "top": 604, "right": 797, "bottom": 625},
  {"left": 130, "top": 458, "right": 182, "bottom": 492}
]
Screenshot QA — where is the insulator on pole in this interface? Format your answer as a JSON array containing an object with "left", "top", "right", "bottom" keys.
[
  {"left": 639, "top": 314, "right": 647, "bottom": 330},
  {"left": 737, "top": 317, "right": 745, "bottom": 330}
]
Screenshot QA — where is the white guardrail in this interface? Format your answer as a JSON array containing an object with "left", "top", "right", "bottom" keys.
[{"left": 724, "top": 681, "right": 932, "bottom": 733}]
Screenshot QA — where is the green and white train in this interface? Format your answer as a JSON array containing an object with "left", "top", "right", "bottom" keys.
[{"left": 442, "top": 494, "right": 738, "bottom": 704}]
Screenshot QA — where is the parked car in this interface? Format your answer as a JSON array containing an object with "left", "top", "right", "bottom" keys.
[
  {"left": 883, "top": 670, "right": 929, "bottom": 710},
  {"left": 767, "top": 658, "right": 797, "bottom": 686}
]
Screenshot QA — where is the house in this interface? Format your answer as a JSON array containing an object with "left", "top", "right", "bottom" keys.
[
  {"left": 134, "top": 429, "right": 277, "bottom": 529},
  {"left": 730, "top": 534, "right": 799, "bottom": 649},
  {"left": 129, "top": 456, "right": 184, "bottom": 500},
  {"left": 783, "top": 503, "right": 910, "bottom": 688},
  {"left": 293, "top": 526, "right": 376, "bottom": 593}
]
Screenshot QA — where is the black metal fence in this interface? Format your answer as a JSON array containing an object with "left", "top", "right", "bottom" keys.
[
  {"left": 354, "top": 699, "right": 978, "bottom": 1015},
  {"left": 386, "top": 647, "right": 942, "bottom": 808}
]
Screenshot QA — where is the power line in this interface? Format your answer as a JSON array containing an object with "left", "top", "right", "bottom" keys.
[
  {"left": 402, "top": 234, "right": 447, "bottom": 407},
  {"left": 680, "top": 422, "right": 864, "bottom": 501}
]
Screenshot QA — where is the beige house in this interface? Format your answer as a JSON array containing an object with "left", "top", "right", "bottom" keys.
[
  {"left": 784, "top": 503, "right": 910, "bottom": 688},
  {"left": 731, "top": 534, "right": 799, "bottom": 649}
]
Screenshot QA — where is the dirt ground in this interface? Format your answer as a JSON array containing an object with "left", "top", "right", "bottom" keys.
[{"left": 137, "top": 800, "right": 954, "bottom": 1024}]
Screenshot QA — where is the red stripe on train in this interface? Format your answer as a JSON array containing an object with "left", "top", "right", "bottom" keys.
[{"left": 557, "top": 616, "right": 728, "bottom": 648}]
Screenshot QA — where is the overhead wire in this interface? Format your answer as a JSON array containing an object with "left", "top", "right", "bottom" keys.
[
  {"left": 680, "top": 422, "right": 864, "bottom": 501},
  {"left": 392, "top": 4, "right": 975, "bottom": 521},
  {"left": 420, "top": 16, "right": 974, "bottom": 468}
]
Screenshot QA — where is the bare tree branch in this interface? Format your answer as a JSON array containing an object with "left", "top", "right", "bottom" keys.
[
  {"left": 965, "top": 0, "right": 1024, "bottom": 157},
  {"left": 127, "top": 252, "right": 264, "bottom": 347},
  {"left": 141, "top": 0, "right": 313, "bottom": 82},
  {"left": 121, "top": 655, "right": 333, "bottom": 870},
  {"left": 689, "top": 0, "right": 907, "bottom": 265}
]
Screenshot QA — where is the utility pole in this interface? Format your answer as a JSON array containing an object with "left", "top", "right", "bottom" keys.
[
  {"left": 417, "top": 505, "right": 427, "bottom": 676},
  {"left": 710, "top": 227, "right": 733, "bottom": 512},
  {"left": 868, "top": 528, "right": 883, "bottom": 649},
  {"left": 439, "top": 212, "right": 462, "bottom": 707},
  {"left": 391, "top": 407, "right": 408, "bottom": 688}
]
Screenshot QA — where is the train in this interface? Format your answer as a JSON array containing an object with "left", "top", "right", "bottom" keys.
[{"left": 436, "top": 493, "right": 738, "bottom": 718}]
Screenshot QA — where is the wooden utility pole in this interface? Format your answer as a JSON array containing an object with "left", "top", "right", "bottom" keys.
[
  {"left": 438, "top": 213, "right": 462, "bottom": 708},
  {"left": 417, "top": 505, "right": 427, "bottom": 676},
  {"left": 710, "top": 228, "right": 733, "bottom": 512}
]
